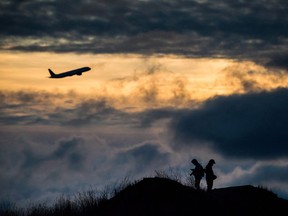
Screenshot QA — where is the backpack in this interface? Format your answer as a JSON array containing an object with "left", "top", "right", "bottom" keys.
[{"left": 191, "top": 166, "right": 205, "bottom": 177}]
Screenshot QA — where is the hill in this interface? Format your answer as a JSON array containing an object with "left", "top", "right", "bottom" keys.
[
  {"left": 2, "top": 177, "right": 287, "bottom": 216},
  {"left": 99, "top": 177, "right": 288, "bottom": 216}
]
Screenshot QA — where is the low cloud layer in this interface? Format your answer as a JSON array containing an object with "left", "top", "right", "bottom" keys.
[
  {"left": 170, "top": 88, "right": 288, "bottom": 159},
  {"left": 2, "top": 88, "right": 288, "bottom": 160},
  {"left": 1, "top": 88, "right": 288, "bottom": 204},
  {"left": 0, "top": 129, "right": 171, "bottom": 204},
  {"left": 1, "top": 0, "right": 288, "bottom": 69}
]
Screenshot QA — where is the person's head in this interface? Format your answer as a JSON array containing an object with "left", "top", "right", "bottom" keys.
[
  {"left": 191, "top": 159, "right": 198, "bottom": 165},
  {"left": 209, "top": 159, "right": 215, "bottom": 165}
]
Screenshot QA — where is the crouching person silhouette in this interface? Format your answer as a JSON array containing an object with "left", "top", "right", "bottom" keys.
[
  {"left": 190, "top": 159, "right": 204, "bottom": 190},
  {"left": 205, "top": 159, "right": 217, "bottom": 191}
]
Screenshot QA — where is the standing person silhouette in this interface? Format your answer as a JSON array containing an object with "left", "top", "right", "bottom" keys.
[
  {"left": 205, "top": 159, "right": 217, "bottom": 191},
  {"left": 190, "top": 159, "right": 204, "bottom": 190}
]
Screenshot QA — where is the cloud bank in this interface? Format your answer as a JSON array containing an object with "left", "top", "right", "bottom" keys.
[
  {"left": 1, "top": 0, "right": 288, "bottom": 69},
  {"left": 0, "top": 128, "right": 172, "bottom": 204},
  {"left": 170, "top": 88, "right": 288, "bottom": 159}
]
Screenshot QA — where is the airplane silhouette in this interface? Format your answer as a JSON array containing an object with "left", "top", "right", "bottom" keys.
[{"left": 48, "top": 67, "right": 91, "bottom": 78}]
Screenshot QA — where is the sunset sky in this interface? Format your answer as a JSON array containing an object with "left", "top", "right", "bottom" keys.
[{"left": 1, "top": 0, "right": 288, "bottom": 205}]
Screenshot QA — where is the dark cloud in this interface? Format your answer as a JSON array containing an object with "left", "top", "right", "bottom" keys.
[
  {"left": 0, "top": 90, "right": 185, "bottom": 128},
  {"left": 137, "top": 108, "right": 189, "bottom": 127},
  {"left": 1, "top": 0, "right": 288, "bottom": 68},
  {"left": 170, "top": 88, "right": 288, "bottom": 159},
  {"left": 114, "top": 142, "right": 170, "bottom": 174},
  {"left": 51, "top": 137, "right": 86, "bottom": 170},
  {"left": 0, "top": 135, "right": 88, "bottom": 203},
  {"left": 0, "top": 90, "right": 130, "bottom": 126},
  {"left": 0, "top": 127, "right": 173, "bottom": 204},
  {"left": 227, "top": 162, "right": 288, "bottom": 199},
  {"left": 248, "top": 164, "right": 288, "bottom": 184},
  {"left": 266, "top": 52, "right": 288, "bottom": 70},
  {"left": 21, "top": 137, "right": 86, "bottom": 171}
]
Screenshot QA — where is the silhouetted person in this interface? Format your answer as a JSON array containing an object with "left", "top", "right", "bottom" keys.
[
  {"left": 190, "top": 159, "right": 204, "bottom": 190},
  {"left": 205, "top": 159, "right": 217, "bottom": 191}
]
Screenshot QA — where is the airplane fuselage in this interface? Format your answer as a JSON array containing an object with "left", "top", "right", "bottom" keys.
[{"left": 49, "top": 67, "right": 91, "bottom": 78}]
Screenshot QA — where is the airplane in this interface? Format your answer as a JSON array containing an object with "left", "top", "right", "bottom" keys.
[{"left": 48, "top": 67, "right": 91, "bottom": 78}]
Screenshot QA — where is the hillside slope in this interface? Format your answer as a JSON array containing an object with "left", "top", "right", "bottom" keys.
[{"left": 99, "top": 177, "right": 288, "bottom": 216}]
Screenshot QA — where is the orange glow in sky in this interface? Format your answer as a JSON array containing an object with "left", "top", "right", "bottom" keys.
[{"left": 1, "top": 51, "right": 287, "bottom": 110}]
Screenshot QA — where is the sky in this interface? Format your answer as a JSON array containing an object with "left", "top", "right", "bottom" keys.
[{"left": 1, "top": 0, "right": 288, "bottom": 205}]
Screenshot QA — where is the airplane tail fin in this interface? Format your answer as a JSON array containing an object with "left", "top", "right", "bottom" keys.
[{"left": 48, "top": 69, "right": 55, "bottom": 77}]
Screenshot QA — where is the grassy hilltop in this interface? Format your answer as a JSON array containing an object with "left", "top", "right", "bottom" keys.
[{"left": 2, "top": 177, "right": 288, "bottom": 216}]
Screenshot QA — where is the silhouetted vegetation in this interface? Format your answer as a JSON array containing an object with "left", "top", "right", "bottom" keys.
[
  {"left": 1, "top": 173, "right": 287, "bottom": 216},
  {"left": 0, "top": 176, "right": 135, "bottom": 216}
]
